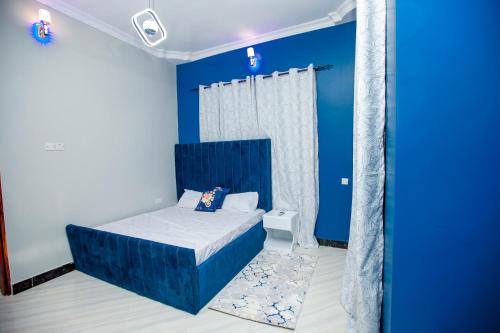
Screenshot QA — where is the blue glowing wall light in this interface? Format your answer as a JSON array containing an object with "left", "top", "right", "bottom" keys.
[
  {"left": 31, "top": 9, "right": 52, "bottom": 45},
  {"left": 31, "top": 21, "right": 52, "bottom": 44},
  {"left": 247, "top": 47, "right": 262, "bottom": 72}
]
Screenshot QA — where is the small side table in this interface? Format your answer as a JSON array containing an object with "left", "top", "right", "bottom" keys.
[{"left": 263, "top": 210, "right": 298, "bottom": 251}]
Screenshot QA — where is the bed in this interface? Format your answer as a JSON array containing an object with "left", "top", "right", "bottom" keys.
[{"left": 66, "top": 139, "right": 272, "bottom": 314}]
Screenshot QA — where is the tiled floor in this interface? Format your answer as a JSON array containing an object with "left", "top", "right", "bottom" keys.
[{"left": 0, "top": 247, "right": 346, "bottom": 333}]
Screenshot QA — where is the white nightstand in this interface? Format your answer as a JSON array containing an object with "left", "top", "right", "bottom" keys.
[{"left": 263, "top": 210, "right": 298, "bottom": 251}]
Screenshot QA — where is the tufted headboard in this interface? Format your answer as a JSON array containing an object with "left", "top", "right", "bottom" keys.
[{"left": 174, "top": 139, "right": 272, "bottom": 212}]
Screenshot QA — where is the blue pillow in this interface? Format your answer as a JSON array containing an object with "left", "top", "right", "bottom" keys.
[
  {"left": 214, "top": 187, "right": 231, "bottom": 209},
  {"left": 195, "top": 189, "right": 225, "bottom": 212}
]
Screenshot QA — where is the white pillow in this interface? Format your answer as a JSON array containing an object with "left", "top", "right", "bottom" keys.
[
  {"left": 177, "top": 189, "right": 202, "bottom": 209},
  {"left": 221, "top": 192, "right": 259, "bottom": 212}
]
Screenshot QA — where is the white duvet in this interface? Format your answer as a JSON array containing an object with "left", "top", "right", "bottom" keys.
[{"left": 96, "top": 206, "right": 265, "bottom": 265}]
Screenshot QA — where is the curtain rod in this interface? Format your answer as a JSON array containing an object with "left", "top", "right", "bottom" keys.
[{"left": 189, "top": 64, "right": 333, "bottom": 92}]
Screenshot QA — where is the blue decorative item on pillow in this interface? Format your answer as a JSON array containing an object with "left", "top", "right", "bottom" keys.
[
  {"left": 214, "top": 187, "right": 231, "bottom": 209},
  {"left": 195, "top": 189, "right": 224, "bottom": 212}
]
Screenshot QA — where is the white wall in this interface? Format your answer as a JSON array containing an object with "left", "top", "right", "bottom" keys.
[{"left": 0, "top": 0, "right": 179, "bottom": 283}]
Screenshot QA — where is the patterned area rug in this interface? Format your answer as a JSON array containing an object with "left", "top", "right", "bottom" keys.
[{"left": 209, "top": 250, "right": 318, "bottom": 330}]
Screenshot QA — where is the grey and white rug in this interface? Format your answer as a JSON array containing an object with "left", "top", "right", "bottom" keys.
[{"left": 209, "top": 250, "right": 318, "bottom": 330}]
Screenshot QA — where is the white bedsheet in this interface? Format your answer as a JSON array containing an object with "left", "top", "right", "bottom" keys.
[{"left": 96, "top": 206, "right": 265, "bottom": 265}]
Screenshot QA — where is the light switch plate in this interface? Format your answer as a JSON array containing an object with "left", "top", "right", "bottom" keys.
[
  {"left": 44, "top": 142, "right": 56, "bottom": 151},
  {"left": 45, "top": 142, "right": 65, "bottom": 151},
  {"left": 54, "top": 143, "right": 65, "bottom": 151},
  {"left": 341, "top": 178, "right": 349, "bottom": 185}
]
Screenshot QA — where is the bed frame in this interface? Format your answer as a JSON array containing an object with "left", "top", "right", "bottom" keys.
[{"left": 66, "top": 139, "right": 272, "bottom": 314}]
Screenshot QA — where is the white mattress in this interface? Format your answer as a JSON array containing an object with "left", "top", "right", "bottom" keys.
[{"left": 96, "top": 206, "right": 265, "bottom": 265}]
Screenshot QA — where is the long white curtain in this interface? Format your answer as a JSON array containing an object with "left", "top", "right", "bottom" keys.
[
  {"left": 341, "top": 1, "right": 386, "bottom": 333},
  {"left": 199, "top": 65, "right": 319, "bottom": 248}
]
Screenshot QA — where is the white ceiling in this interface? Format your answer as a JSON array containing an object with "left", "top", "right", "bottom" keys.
[{"left": 36, "top": 0, "right": 356, "bottom": 62}]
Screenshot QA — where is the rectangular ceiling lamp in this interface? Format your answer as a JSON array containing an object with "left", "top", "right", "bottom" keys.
[{"left": 131, "top": 9, "right": 167, "bottom": 47}]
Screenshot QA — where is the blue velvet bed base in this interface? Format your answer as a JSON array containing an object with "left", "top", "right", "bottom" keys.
[
  {"left": 66, "top": 221, "right": 266, "bottom": 314},
  {"left": 66, "top": 139, "right": 271, "bottom": 314}
]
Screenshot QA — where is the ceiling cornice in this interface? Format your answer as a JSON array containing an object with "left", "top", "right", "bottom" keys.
[{"left": 35, "top": 0, "right": 356, "bottom": 63}]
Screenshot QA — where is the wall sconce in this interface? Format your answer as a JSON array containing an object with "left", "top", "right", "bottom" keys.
[
  {"left": 247, "top": 47, "right": 260, "bottom": 72},
  {"left": 32, "top": 9, "right": 52, "bottom": 44}
]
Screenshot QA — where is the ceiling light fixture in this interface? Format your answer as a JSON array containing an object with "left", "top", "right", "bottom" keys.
[{"left": 131, "top": 1, "right": 166, "bottom": 47}]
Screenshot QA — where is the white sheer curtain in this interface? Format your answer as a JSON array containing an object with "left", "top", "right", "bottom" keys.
[
  {"left": 199, "top": 83, "right": 220, "bottom": 141},
  {"left": 199, "top": 65, "right": 319, "bottom": 248},
  {"left": 200, "top": 78, "right": 259, "bottom": 142},
  {"left": 341, "top": 1, "right": 386, "bottom": 333},
  {"left": 255, "top": 66, "right": 319, "bottom": 248}
]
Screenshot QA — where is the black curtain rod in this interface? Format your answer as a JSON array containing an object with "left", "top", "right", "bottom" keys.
[{"left": 189, "top": 64, "right": 333, "bottom": 92}]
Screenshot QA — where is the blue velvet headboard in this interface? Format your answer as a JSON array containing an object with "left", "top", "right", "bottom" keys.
[{"left": 175, "top": 139, "right": 272, "bottom": 212}]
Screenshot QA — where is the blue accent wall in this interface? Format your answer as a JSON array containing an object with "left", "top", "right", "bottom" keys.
[
  {"left": 176, "top": 22, "right": 356, "bottom": 242},
  {"left": 384, "top": 1, "right": 500, "bottom": 332}
]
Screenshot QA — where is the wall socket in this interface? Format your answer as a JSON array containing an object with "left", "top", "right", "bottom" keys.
[
  {"left": 341, "top": 178, "right": 349, "bottom": 185},
  {"left": 154, "top": 197, "right": 163, "bottom": 204},
  {"left": 45, "top": 142, "right": 65, "bottom": 151}
]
